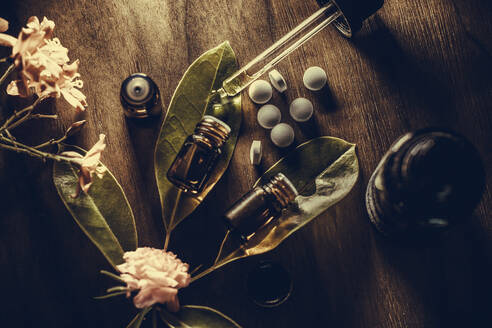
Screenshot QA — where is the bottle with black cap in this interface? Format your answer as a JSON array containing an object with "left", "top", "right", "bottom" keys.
[
  {"left": 120, "top": 73, "right": 161, "bottom": 118},
  {"left": 366, "top": 128, "right": 485, "bottom": 240}
]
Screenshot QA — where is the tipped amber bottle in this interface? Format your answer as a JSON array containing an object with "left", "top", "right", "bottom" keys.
[
  {"left": 167, "top": 115, "right": 231, "bottom": 194},
  {"left": 223, "top": 173, "right": 298, "bottom": 243}
]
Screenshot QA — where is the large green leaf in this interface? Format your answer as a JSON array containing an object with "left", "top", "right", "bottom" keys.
[
  {"left": 159, "top": 305, "right": 241, "bottom": 328},
  {"left": 53, "top": 144, "right": 137, "bottom": 268},
  {"left": 154, "top": 41, "right": 241, "bottom": 234},
  {"left": 194, "top": 137, "right": 359, "bottom": 280}
]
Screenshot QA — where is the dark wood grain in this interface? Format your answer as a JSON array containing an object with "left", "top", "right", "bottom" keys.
[{"left": 0, "top": 0, "right": 491, "bottom": 327}]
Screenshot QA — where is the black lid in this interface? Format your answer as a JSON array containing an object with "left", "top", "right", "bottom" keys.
[{"left": 317, "top": 0, "right": 384, "bottom": 37}]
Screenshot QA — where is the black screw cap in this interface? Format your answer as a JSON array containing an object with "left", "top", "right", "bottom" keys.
[{"left": 317, "top": 0, "right": 384, "bottom": 37}]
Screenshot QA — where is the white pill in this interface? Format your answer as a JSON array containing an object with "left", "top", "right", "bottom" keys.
[
  {"left": 268, "top": 69, "right": 288, "bottom": 93},
  {"left": 257, "top": 104, "right": 281, "bottom": 129},
  {"left": 289, "top": 98, "right": 313, "bottom": 122},
  {"left": 248, "top": 80, "right": 273, "bottom": 104},
  {"left": 303, "top": 66, "right": 327, "bottom": 91},
  {"left": 250, "top": 140, "right": 262, "bottom": 165},
  {"left": 270, "top": 123, "right": 295, "bottom": 148}
]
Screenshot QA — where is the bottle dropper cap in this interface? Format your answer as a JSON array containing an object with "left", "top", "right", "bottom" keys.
[{"left": 316, "top": 0, "right": 384, "bottom": 37}]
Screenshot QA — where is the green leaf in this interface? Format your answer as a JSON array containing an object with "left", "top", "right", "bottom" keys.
[
  {"left": 127, "top": 307, "right": 152, "bottom": 328},
  {"left": 159, "top": 305, "right": 241, "bottom": 328},
  {"left": 208, "top": 137, "right": 359, "bottom": 275},
  {"left": 154, "top": 41, "right": 241, "bottom": 234},
  {"left": 53, "top": 144, "right": 138, "bottom": 268}
]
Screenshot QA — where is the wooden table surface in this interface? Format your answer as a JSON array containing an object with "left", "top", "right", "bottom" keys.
[{"left": 1, "top": 0, "right": 491, "bottom": 327}]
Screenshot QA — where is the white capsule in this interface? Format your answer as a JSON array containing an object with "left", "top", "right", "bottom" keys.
[
  {"left": 257, "top": 104, "right": 281, "bottom": 129},
  {"left": 268, "top": 69, "right": 288, "bottom": 93},
  {"left": 303, "top": 66, "right": 327, "bottom": 91},
  {"left": 289, "top": 98, "right": 313, "bottom": 122},
  {"left": 270, "top": 123, "right": 295, "bottom": 148},
  {"left": 248, "top": 80, "right": 273, "bottom": 104},
  {"left": 250, "top": 140, "right": 263, "bottom": 165}
]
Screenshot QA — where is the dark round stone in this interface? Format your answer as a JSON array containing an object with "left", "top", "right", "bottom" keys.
[{"left": 246, "top": 261, "right": 292, "bottom": 307}]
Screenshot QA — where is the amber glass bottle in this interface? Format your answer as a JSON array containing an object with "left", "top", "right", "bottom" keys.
[
  {"left": 167, "top": 115, "right": 231, "bottom": 194},
  {"left": 366, "top": 128, "right": 485, "bottom": 238},
  {"left": 223, "top": 173, "right": 298, "bottom": 243}
]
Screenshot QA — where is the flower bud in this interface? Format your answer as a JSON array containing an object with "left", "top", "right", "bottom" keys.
[{"left": 65, "top": 120, "right": 86, "bottom": 137}]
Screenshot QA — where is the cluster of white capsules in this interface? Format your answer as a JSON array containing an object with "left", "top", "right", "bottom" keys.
[{"left": 248, "top": 66, "right": 328, "bottom": 165}]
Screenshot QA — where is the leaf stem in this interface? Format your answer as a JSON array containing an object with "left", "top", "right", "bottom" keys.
[
  {"left": 213, "top": 231, "right": 230, "bottom": 265},
  {"left": 190, "top": 264, "right": 221, "bottom": 283},
  {"left": 0, "top": 62, "right": 15, "bottom": 86},
  {"left": 163, "top": 188, "right": 183, "bottom": 251}
]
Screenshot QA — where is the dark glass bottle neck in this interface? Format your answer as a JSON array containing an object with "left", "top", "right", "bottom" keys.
[
  {"left": 194, "top": 115, "right": 231, "bottom": 148},
  {"left": 262, "top": 173, "right": 299, "bottom": 211},
  {"left": 223, "top": 173, "right": 298, "bottom": 243}
]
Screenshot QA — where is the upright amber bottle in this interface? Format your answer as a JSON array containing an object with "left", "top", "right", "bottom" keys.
[
  {"left": 223, "top": 173, "right": 298, "bottom": 243},
  {"left": 167, "top": 115, "right": 231, "bottom": 194}
]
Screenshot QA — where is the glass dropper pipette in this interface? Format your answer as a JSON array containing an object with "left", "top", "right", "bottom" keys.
[{"left": 216, "top": 1, "right": 344, "bottom": 98}]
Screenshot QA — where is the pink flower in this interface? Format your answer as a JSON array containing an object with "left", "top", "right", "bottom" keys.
[
  {"left": 61, "top": 134, "right": 107, "bottom": 197},
  {"left": 0, "top": 16, "right": 87, "bottom": 111},
  {"left": 116, "top": 248, "right": 191, "bottom": 311}
]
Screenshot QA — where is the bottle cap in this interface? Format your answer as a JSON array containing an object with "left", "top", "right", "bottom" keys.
[
  {"left": 317, "top": 0, "right": 384, "bottom": 37},
  {"left": 202, "top": 115, "right": 232, "bottom": 134},
  {"left": 120, "top": 73, "right": 161, "bottom": 118}
]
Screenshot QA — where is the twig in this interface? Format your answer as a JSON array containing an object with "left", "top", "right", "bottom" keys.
[
  {"left": 3, "top": 129, "right": 16, "bottom": 141},
  {"left": 0, "top": 95, "right": 49, "bottom": 133},
  {"left": 34, "top": 135, "right": 67, "bottom": 149},
  {"left": 0, "top": 135, "right": 80, "bottom": 164},
  {"left": 0, "top": 62, "right": 15, "bottom": 86},
  {"left": 32, "top": 114, "right": 58, "bottom": 120}
]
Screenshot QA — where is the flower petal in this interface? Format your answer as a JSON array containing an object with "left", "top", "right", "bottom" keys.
[
  {"left": 60, "top": 87, "right": 86, "bottom": 111},
  {"left": 0, "top": 33, "right": 16, "bottom": 47},
  {"left": 0, "top": 18, "right": 8, "bottom": 32}
]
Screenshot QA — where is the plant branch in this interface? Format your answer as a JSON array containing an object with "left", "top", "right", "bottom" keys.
[
  {"left": 32, "top": 114, "right": 58, "bottom": 120},
  {"left": 0, "top": 62, "right": 15, "bottom": 86},
  {"left": 0, "top": 95, "right": 49, "bottom": 133},
  {"left": 34, "top": 134, "right": 67, "bottom": 149},
  {"left": 0, "top": 135, "right": 80, "bottom": 164}
]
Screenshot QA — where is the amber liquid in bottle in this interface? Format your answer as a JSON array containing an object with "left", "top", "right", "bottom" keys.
[
  {"left": 167, "top": 115, "right": 231, "bottom": 194},
  {"left": 223, "top": 173, "right": 298, "bottom": 243}
]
